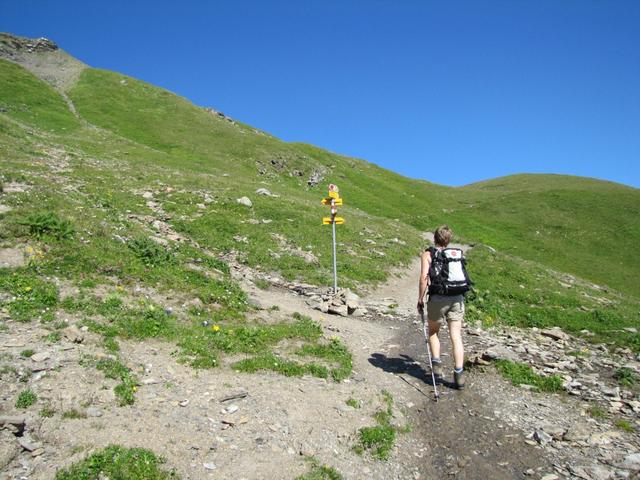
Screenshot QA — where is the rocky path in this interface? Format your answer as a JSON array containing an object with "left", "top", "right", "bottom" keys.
[
  {"left": 358, "top": 256, "right": 640, "bottom": 480},
  {"left": 360, "top": 256, "right": 555, "bottom": 479},
  {"left": 236, "top": 260, "right": 538, "bottom": 480}
]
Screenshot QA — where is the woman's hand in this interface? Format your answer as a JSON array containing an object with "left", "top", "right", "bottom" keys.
[{"left": 417, "top": 299, "right": 424, "bottom": 314}]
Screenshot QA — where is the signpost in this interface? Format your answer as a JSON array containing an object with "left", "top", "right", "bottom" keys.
[{"left": 321, "top": 184, "right": 344, "bottom": 294}]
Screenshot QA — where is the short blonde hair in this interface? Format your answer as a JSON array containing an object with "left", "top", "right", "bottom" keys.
[{"left": 434, "top": 225, "right": 453, "bottom": 247}]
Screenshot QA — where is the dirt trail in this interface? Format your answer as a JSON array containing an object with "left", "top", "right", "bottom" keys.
[
  {"left": 360, "top": 252, "right": 554, "bottom": 479},
  {"left": 238, "top": 252, "right": 557, "bottom": 479}
]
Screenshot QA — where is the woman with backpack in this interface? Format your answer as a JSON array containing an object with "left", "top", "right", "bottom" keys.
[{"left": 417, "top": 225, "right": 470, "bottom": 390}]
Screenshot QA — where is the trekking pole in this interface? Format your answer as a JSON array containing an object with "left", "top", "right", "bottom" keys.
[{"left": 420, "top": 311, "right": 440, "bottom": 401}]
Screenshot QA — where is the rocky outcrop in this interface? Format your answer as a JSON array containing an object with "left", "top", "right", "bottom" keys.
[
  {"left": 203, "top": 107, "right": 235, "bottom": 125},
  {"left": 0, "top": 33, "right": 86, "bottom": 92},
  {"left": 0, "top": 34, "right": 58, "bottom": 56}
]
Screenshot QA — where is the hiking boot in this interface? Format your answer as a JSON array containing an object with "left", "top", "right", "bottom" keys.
[
  {"left": 454, "top": 370, "right": 465, "bottom": 390},
  {"left": 431, "top": 361, "right": 443, "bottom": 383}
]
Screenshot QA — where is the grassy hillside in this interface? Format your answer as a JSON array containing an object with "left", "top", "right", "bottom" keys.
[
  {"left": 1, "top": 54, "right": 638, "bottom": 351},
  {"left": 0, "top": 59, "right": 80, "bottom": 133},
  {"left": 67, "top": 67, "right": 640, "bottom": 295}
]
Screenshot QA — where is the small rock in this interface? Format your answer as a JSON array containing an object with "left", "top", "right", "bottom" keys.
[
  {"left": 482, "top": 345, "right": 521, "bottom": 363},
  {"left": 18, "top": 438, "right": 38, "bottom": 452},
  {"left": 609, "top": 401, "right": 623, "bottom": 412},
  {"left": 31, "top": 352, "right": 50, "bottom": 363},
  {"left": 618, "top": 452, "right": 640, "bottom": 471},
  {"left": 570, "top": 465, "right": 614, "bottom": 480},
  {"left": 336, "top": 404, "right": 354, "bottom": 414},
  {"left": 31, "top": 448, "right": 44, "bottom": 458},
  {"left": 540, "top": 475, "right": 559, "bottom": 480},
  {"left": 203, "top": 462, "right": 216, "bottom": 470},
  {"left": 236, "top": 197, "right": 252, "bottom": 207},
  {"left": 0, "top": 248, "right": 26, "bottom": 268},
  {"left": 541, "top": 424, "right": 565, "bottom": 441},
  {"left": 86, "top": 407, "right": 103, "bottom": 418},
  {"left": 222, "top": 405, "right": 239, "bottom": 414},
  {"left": 344, "top": 290, "right": 359, "bottom": 302},
  {"left": 534, "top": 430, "right": 553, "bottom": 445},
  {"left": 221, "top": 416, "right": 248, "bottom": 427},
  {"left": 179, "top": 400, "right": 190, "bottom": 407},
  {"left": 563, "top": 425, "right": 589, "bottom": 442},
  {"left": 540, "top": 328, "right": 570, "bottom": 341},
  {"left": 299, "top": 445, "right": 315, "bottom": 456},
  {"left": 600, "top": 386, "right": 620, "bottom": 398},
  {"left": 307, "top": 170, "right": 324, "bottom": 187},
  {"left": 589, "top": 430, "right": 622, "bottom": 446},
  {"left": 626, "top": 400, "right": 640, "bottom": 413},
  {"left": 255, "top": 188, "right": 274, "bottom": 197},
  {"left": 328, "top": 305, "right": 348, "bottom": 317},
  {"left": 62, "top": 326, "right": 84, "bottom": 343},
  {"left": 0, "top": 416, "right": 26, "bottom": 427},
  {"left": 142, "top": 191, "right": 154, "bottom": 199}
]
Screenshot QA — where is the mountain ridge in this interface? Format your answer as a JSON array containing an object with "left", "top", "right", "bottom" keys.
[{"left": 3, "top": 31, "right": 635, "bottom": 189}]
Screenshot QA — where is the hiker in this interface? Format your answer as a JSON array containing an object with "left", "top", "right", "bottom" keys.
[{"left": 417, "top": 225, "right": 470, "bottom": 390}]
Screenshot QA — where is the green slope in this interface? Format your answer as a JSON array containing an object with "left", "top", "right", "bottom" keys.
[
  {"left": 1, "top": 55, "right": 638, "bottom": 350},
  {"left": 0, "top": 59, "right": 80, "bottom": 133},
  {"left": 451, "top": 174, "right": 640, "bottom": 296},
  {"left": 66, "top": 68, "right": 640, "bottom": 296}
]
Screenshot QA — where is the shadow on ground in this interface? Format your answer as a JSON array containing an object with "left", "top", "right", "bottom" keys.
[{"left": 368, "top": 352, "right": 458, "bottom": 392}]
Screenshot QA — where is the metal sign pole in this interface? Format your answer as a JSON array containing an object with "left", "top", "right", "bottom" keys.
[
  {"left": 321, "top": 184, "right": 342, "bottom": 295},
  {"left": 332, "top": 202, "right": 338, "bottom": 294}
]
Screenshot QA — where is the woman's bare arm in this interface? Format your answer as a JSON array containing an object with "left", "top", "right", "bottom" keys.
[{"left": 417, "top": 250, "right": 431, "bottom": 313}]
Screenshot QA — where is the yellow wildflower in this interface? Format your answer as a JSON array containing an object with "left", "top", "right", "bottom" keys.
[
  {"left": 212, "top": 325, "right": 220, "bottom": 332},
  {"left": 24, "top": 286, "right": 32, "bottom": 292}
]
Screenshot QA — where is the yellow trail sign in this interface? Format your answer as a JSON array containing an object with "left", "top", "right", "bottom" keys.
[
  {"left": 322, "top": 216, "right": 345, "bottom": 225},
  {"left": 321, "top": 197, "right": 342, "bottom": 206}
]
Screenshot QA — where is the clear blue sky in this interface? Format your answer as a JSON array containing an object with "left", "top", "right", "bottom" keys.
[{"left": 3, "top": 1, "right": 639, "bottom": 187}]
